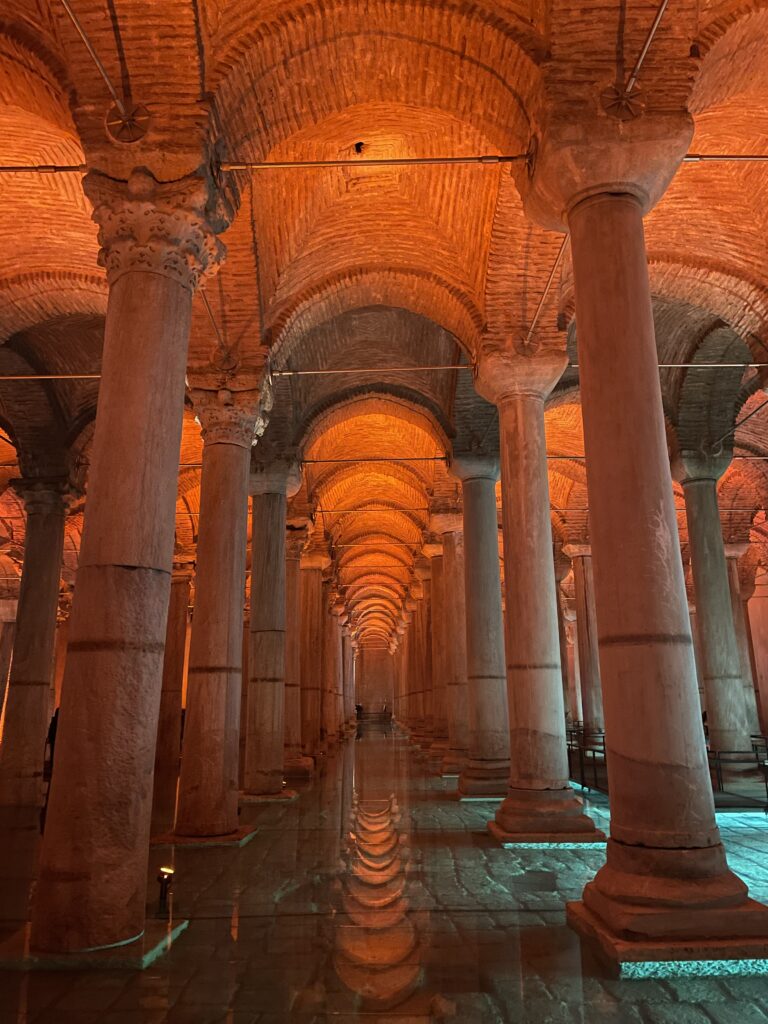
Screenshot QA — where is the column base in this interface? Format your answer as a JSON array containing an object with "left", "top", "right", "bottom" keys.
[
  {"left": 568, "top": 837, "right": 768, "bottom": 967},
  {"left": 0, "top": 917, "right": 189, "bottom": 971},
  {"left": 568, "top": 898, "right": 768, "bottom": 975},
  {"left": 438, "top": 743, "right": 464, "bottom": 774},
  {"left": 489, "top": 787, "right": 605, "bottom": 845},
  {"left": 284, "top": 755, "right": 316, "bottom": 779},
  {"left": 154, "top": 825, "right": 259, "bottom": 848},
  {"left": 458, "top": 760, "right": 509, "bottom": 799},
  {"left": 240, "top": 789, "right": 298, "bottom": 804}
]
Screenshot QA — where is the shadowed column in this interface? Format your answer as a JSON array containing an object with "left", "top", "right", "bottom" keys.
[
  {"left": 151, "top": 563, "right": 192, "bottom": 835},
  {"left": 429, "top": 514, "right": 469, "bottom": 775},
  {"left": 567, "top": 187, "right": 768, "bottom": 959},
  {"left": 285, "top": 525, "right": 314, "bottom": 777},
  {"left": 243, "top": 459, "right": 301, "bottom": 797},
  {"left": 679, "top": 456, "right": 751, "bottom": 752},
  {"left": 175, "top": 386, "right": 259, "bottom": 837},
  {"left": 300, "top": 532, "right": 331, "bottom": 758},
  {"left": 476, "top": 350, "right": 601, "bottom": 844},
  {"left": 724, "top": 543, "right": 761, "bottom": 736},
  {"left": 563, "top": 544, "right": 603, "bottom": 736},
  {"left": 31, "top": 169, "right": 228, "bottom": 954},
  {"left": 0, "top": 479, "right": 70, "bottom": 810},
  {"left": 450, "top": 455, "right": 510, "bottom": 798}
]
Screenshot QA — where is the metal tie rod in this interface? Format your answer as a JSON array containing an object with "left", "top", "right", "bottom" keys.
[{"left": 5, "top": 154, "right": 768, "bottom": 174}]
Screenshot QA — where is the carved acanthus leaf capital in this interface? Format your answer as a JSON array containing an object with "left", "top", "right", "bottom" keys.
[
  {"left": 191, "top": 387, "right": 261, "bottom": 448},
  {"left": 83, "top": 168, "right": 230, "bottom": 291},
  {"left": 11, "top": 477, "right": 77, "bottom": 516}
]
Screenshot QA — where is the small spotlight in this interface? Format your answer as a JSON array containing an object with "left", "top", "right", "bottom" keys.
[{"left": 157, "top": 865, "right": 175, "bottom": 914}]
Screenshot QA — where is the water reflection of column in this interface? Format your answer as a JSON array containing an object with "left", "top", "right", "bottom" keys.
[{"left": 335, "top": 794, "right": 420, "bottom": 1010}]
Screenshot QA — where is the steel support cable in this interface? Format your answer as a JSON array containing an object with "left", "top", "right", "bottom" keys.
[
  {"left": 58, "top": 0, "right": 127, "bottom": 116},
  {"left": 5, "top": 154, "right": 768, "bottom": 175}
]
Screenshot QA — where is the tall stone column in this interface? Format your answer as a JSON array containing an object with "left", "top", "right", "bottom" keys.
[
  {"left": 300, "top": 534, "right": 330, "bottom": 757},
  {"left": 680, "top": 458, "right": 751, "bottom": 752},
  {"left": 341, "top": 624, "right": 356, "bottom": 730},
  {"left": 31, "top": 169, "right": 227, "bottom": 954},
  {"left": 563, "top": 545, "right": 604, "bottom": 735},
  {"left": 175, "top": 387, "right": 259, "bottom": 837},
  {"left": 429, "top": 516, "right": 470, "bottom": 775},
  {"left": 151, "top": 564, "right": 192, "bottom": 835},
  {"left": 476, "top": 352, "right": 599, "bottom": 843},
  {"left": 0, "top": 479, "right": 70, "bottom": 809},
  {"left": 424, "top": 543, "right": 447, "bottom": 761},
  {"left": 242, "top": 460, "right": 301, "bottom": 797},
  {"left": 563, "top": 614, "right": 583, "bottom": 723},
  {"left": 413, "top": 560, "right": 433, "bottom": 745},
  {"left": 284, "top": 526, "right": 313, "bottom": 776},
  {"left": 725, "top": 544, "right": 760, "bottom": 736},
  {"left": 566, "top": 184, "right": 768, "bottom": 956},
  {"left": 450, "top": 454, "right": 510, "bottom": 797}
]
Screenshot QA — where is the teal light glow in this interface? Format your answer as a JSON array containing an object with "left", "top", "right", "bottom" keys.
[
  {"left": 621, "top": 958, "right": 768, "bottom": 979},
  {"left": 498, "top": 841, "right": 607, "bottom": 850}
]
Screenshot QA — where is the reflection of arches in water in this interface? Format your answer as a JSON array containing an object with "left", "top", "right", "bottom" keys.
[{"left": 334, "top": 795, "right": 423, "bottom": 1009}]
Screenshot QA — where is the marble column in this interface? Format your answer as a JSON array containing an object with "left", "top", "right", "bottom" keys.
[
  {"left": 341, "top": 624, "right": 356, "bottom": 731},
  {"left": 151, "top": 564, "right": 192, "bottom": 835},
  {"left": 567, "top": 187, "right": 768, "bottom": 956},
  {"left": 725, "top": 544, "right": 760, "bottom": 736},
  {"left": 413, "top": 560, "right": 433, "bottom": 745},
  {"left": 175, "top": 388, "right": 258, "bottom": 837},
  {"left": 680, "top": 458, "right": 751, "bottom": 751},
  {"left": 424, "top": 544, "right": 447, "bottom": 762},
  {"left": 300, "top": 536, "right": 330, "bottom": 757},
  {"left": 242, "top": 460, "right": 301, "bottom": 797},
  {"left": 429, "top": 516, "right": 470, "bottom": 775},
  {"left": 31, "top": 169, "right": 227, "bottom": 954},
  {"left": 475, "top": 352, "right": 599, "bottom": 842},
  {"left": 450, "top": 454, "right": 510, "bottom": 797},
  {"left": 285, "top": 526, "right": 314, "bottom": 776},
  {"left": 563, "top": 545, "right": 604, "bottom": 735},
  {"left": 0, "top": 480, "right": 69, "bottom": 809},
  {"left": 563, "top": 614, "right": 583, "bottom": 723}
]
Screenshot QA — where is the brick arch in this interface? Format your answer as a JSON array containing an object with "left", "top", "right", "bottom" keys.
[{"left": 210, "top": 0, "right": 544, "bottom": 157}]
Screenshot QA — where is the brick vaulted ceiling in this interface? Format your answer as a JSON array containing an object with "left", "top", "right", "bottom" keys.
[{"left": 1, "top": 1, "right": 768, "bottom": 645}]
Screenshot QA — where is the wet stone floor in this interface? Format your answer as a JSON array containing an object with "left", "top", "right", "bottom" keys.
[{"left": 2, "top": 725, "right": 768, "bottom": 1023}]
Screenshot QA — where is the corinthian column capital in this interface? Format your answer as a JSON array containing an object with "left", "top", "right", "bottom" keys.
[
  {"left": 11, "top": 477, "right": 76, "bottom": 516},
  {"left": 191, "top": 387, "right": 261, "bottom": 448},
  {"left": 83, "top": 167, "right": 230, "bottom": 291}
]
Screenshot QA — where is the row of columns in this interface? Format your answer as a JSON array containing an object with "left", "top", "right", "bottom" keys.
[{"left": 1, "top": 158, "right": 767, "bottom": 965}]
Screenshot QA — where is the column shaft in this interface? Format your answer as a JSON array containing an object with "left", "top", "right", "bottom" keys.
[
  {"left": 0, "top": 485, "right": 67, "bottom": 808},
  {"left": 151, "top": 571, "right": 190, "bottom": 834},
  {"left": 442, "top": 531, "right": 469, "bottom": 772},
  {"left": 427, "top": 554, "right": 447, "bottom": 759},
  {"left": 244, "top": 491, "right": 287, "bottom": 795},
  {"left": 725, "top": 555, "right": 760, "bottom": 736},
  {"left": 684, "top": 479, "right": 750, "bottom": 751},
  {"left": 176, "top": 438, "right": 251, "bottom": 836},
  {"left": 300, "top": 565, "right": 325, "bottom": 756},
  {"left": 456, "top": 471, "right": 510, "bottom": 796},
  {"left": 32, "top": 264, "right": 193, "bottom": 952},
  {"left": 285, "top": 533, "right": 313, "bottom": 775},
  {"left": 569, "top": 551, "right": 604, "bottom": 733},
  {"left": 567, "top": 191, "right": 766, "bottom": 946},
  {"left": 490, "top": 393, "right": 596, "bottom": 839}
]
